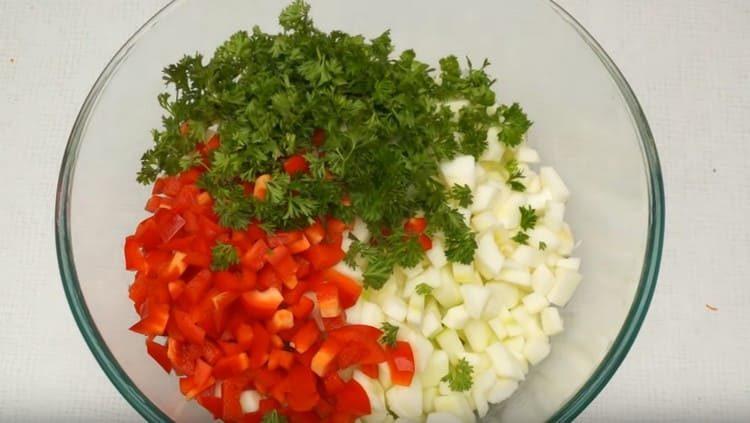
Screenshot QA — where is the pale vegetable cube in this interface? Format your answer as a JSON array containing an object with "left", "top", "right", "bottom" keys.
[
  {"left": 531, "top": 265, "right": 555, "bottom": 296},
  {"left": 398, "top": 325, "right": 434, "bottom": 373},
  {"left": 421, "top": 304, "right": 443, "bottom": 338},
  {"left": 494, "top": 193, "right": 523, "bottom": 229},
  {"left": 239, "top": 390, "right": 261, "bottom": 413},
  {"left": 524, "top": 336, "right": 551, "bottom": 365},
  {"left": 484, "top": 282, "right": 521, "bottom": 315},
  {"left": 423, "top": 387, "right": 439, "bottom": 414},
  {"left": 411, "top": 266, "right": 443, "bottom": 289},
  {"left": 459, "top": 285, "right": 491, "bottom": 319},
  {"left": 406, "top": 294, "right": 425, "bottom": 326},
  {"left": 386, "top": 378, "right": 423, "bottom": 419},
  {"left": 487, "top": 379, "right": 519, "bottom": 404},
  {"left": 353, "top": 371, "right": 387, "bottom": 414},
  {"left": 511, "top": 245, "right": 541, "bottom": 268},
  {"left": 486, "top": 342, "right": 525, "bottom": 380},
  {"left": 480, "top": 127, "right": 505, "bottom": 162},
  {"left": 436, "top": 329, "right": 466, "bottom": 359},
  {"left": 426, "top": 412, "right": 462, "bottom": 423},
  {"left": 498, "top": 269, "right": 531, "bottom": 287},
  {"left": 442, "top": 305, "right": 470, "bottom": 329},
  {"left": 425, "top": 238, "right": 448, "bottom": 269},
  {"left": 452, "top": 262, "right": 475, "bottom": 284},
  {"left": 378, "top": 361, "right": 392, "bottom": 388},
  {"left": 517, "top": 146, "right": 540, "bottom": 163},
  {"left": 511, "top": 307, "right": 542, "bottom": 337},
  {"left": 363, "top": 414, "right": 393, "bottom": 423},
  {"left": 422, "top": 350, "right": 450, "bottom": 387},
  {"left": 400, "top": 264, "right": 425, "bottom": 280},
  {"left": 505, "top": 322, "right": 524, "bottom": 337},
  {"left": 522, "top": 292, "right": 549, "bottom": 314},
  {"left": 440, "top": 155, "right": 476, "bottom": 191},
  {"left": 470, "top": 182, "right": 499, "bottom": 213},
  {"left": 541, "top": 306, "right": 564, "bottom": 335},
  {"left": 475, "top": 233, "right": 504, "bottom": 279},
  {"left": 473, "top": 371, "right": 497, "bottom": 395},
  {"left": 525, "top": 191, "right": 550, "bottom": 210},
  {"left": 341, "top": 232, "right": 354, "bottom": 254},
  {"left": 557, "top": 224, "right": 575, "bottom": 256},
  {"left": 351, "top": 218, "right": 371, "bottom": 242},
  {"left": 487, "top": 316, "right": 508, "bottom": 340},
  {"left": 433, "top": 394, "right": 474, "bottom": 423},
  {"left": 333, "top": 261, "right": 363, "bottom": 281},
  {"left": 359, "top": 301, "right": 385, "bottom": 328},
  {"left": 463, "top": 320, "right": 493, "bottom": 352},
  {"left": 472, "top": 211, "right": 499, "bottom": 233},
  {"left": 438, "top": 381, "right": 452, "bottom": 396},
  {"left": 547, "top": 268, "right": 582, "bottom": 306},
  {"left": 346, "top": 297, "right": 364, "bottom": 324},
  {"left": 544, "top": 201, "right": 566, "bottom": 231},
  {"left": 503, "top": 336, "right": 526, "bottom": 360},
  {"left": 528, "top": 226, "right": 560, "bottom": 251},
  {"left": 433, "top": 270, "right": 463, "bottom": 308},
  {"left": 382, "top": 296, "right": 408, "bottom": 322},
  {"left": 540, "top": 167, "right": 570, "bottom": 201},
  {"left": 473, "top": 387, "right": 490, "bottom": 418},
  {"left": 556, "top": 257, "right": 581, "bottom": 271},
  {"left": 525, "top": 173, "right": 542, "bottom": 193}
]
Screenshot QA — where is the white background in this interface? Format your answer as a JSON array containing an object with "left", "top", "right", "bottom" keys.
[{"left": 1, "top": 0, "right": 748, "bottom": 421}]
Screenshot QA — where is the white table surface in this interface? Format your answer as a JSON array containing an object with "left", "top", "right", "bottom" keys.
[{"left": 1, "top": 0, "right": 748, "bottom": 421}]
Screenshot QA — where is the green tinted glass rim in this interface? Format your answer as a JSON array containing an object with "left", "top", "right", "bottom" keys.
[{"left": 55, "top": 1, "right": 664, "bottom": 422}]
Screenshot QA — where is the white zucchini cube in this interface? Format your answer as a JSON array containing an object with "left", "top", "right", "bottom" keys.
[
  {"left": 556, "top": 257, "right": 581, "bottom": 271},
  {"left": 459, "top": 285, "right": 491, "bottom": 319},
  {"left": 386, "top": 378, "right": 423, "bottom": 419},
  {"left": 422, "top": 350, "right": 450, "bottom": 388},
  {"left": 475, "top": 232, "right": 504, "bottom": 279},
  {"left": 435, "top": 329, "right": 466, "bottom": 359},
  {"left": 547, "top": 268, "right": 582, "bottom": 306},
  {"left": 433, "top": 394, "right": 474, "bottom": 423},
  {"left": 426, "top": 412, "right": 463, "bottom": 423},
  {"left": 486, "top": 342, "right": 525, "bottom": 380},
  {"left": 421, "top": 303, "right": 444, "bottom": 338},
  {"left": 351, "top": 218, "right": 371, "bottom": 242},
  {"left": 486, "top": 379, "right": 519, "bottom": 404},
  {"left": 398, "top": 325, "right": 434, "bottom": 373},
  {"left": 531, "top": 265, "right": 555, "bottom": 296},
  {"left": 425, "top": 238, "right": 448, "bottom": 269},
  {"left": 541, "top": 306, "right": 564, "bottom": 335},
  {"left": 487, "top": 316, "right": 508, "bottom": 340},
  {"left": 442, "top": 305, "right": 470, "bottom": 329},
  {"left": 423, "top": 387, "right": 439, "bottom": 414},
  {"left": 472, "top": 211, "right": 500, "bottom": 233},
  {"left": 358, "top": 301, "right": 385, "bottom": 328},
  {"left": 463, "top": 319, "right": 493, "bottom": 352},
  {"left": 522, "top": 292, "right": 549, "bottom": 314},
  {"left": 406, "top": 294, "right": 425, "bottom": 326},
  {"left": 523, "top": 336, "right": 551, "bottom": 365},
  {"left": 239, "top": 390, "right": 261, "bottom": 413},
  {"left": 517, "top": 146, "right": 540, "bottom": 163},
  {"left": 498, "top": 268, "right": 531, "bottom": 287},
  {"left": 451, "top": 262, "right": 475, "bottom": 284},
  {"left": 511, "top": 245, "right": 541, "bottom": 268},
  {"left": 440, "top": 155, "right": 476, "bottom": 191},
  {"left": 470, "top": 182, "right": 499, "bottom": 213},
  {"left": 382, "top": 296, "right": 408, "bottom": 322},
  {"left": 540, "top": 167, "right": 570, "bottom": 201}
]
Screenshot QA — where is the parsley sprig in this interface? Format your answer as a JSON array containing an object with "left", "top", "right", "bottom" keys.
[
  {"left": 138, "top": 0, "right": 531, "bottom": 287},
  {"left": 379, "top": 322, "right": 399, "bottom": 347},
  {"left": 442, "top": 358, "right": 474, "bottom": 392},
  {"left": 211, "top": 242, "right": 239, "bottom": 271}
]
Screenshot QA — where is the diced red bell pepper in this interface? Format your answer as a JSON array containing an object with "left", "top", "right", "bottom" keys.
[
  {"left": 167, "top": 338, "right": 202, "bottom": 376},
  {"left": 240, "top": 287, "right": 283, "bottom": 318},
  {"left": 418, "top": 233, "right": 433, "bottom": 251},
  {"left": 268, "top": 309, "right": 294, "bottom": 333},
  {"left": 303, "top": 243, "right": 346, "bottom": 270},
  {"left": 304, "top": 221, "right": 326, "bottom": 245},
  {"left": 321, "top": 268, "right": 362, "bottom": 309},
  {"left": 130, "top": 303, "right": 169, "bottom": 336},
  {"left": 335, "top": 380, "right": 371, "bottom": 416},
  {"left": 253, "top": 174, "right": 271, "bottom": 200},
  {"left": 322, "top": 315, "right": 347, "bottom": 332},
  {"left": 234, "top": 323, "right": 254, "bottom": 350},
  {"left": 311, "top": 338, "right": 343, "bottom": 377},
  {"left": 154, "top": 209, "right": 186, "bottom": 243},
  {"left": 287, "top": 364, "right": 320, "bottom": 411},
  {"left": 258, "top": 266, "right": 282, "bottom": 291},
  {"left": 162, "top": 251, "right": 188, "bottom": 279},
  {"left": 291, "top": 320, "right": 321, "bottom": 354},
  {"left": 135, "top": 218, "right": 161, "bottom": 248},
  {"left": 283, "top": 154, "right": 310, "bottom": 176},
  {"left": 184, "top": 270, "right": 212, "bottom": 304},
  {"left": 180, "top": 359, "right": 214, "bottom": 399},
  {"left": 268, "top": 349, "right": 295, "bottom": 371},
  {"left": 124, "top": 236, "right": 147, "bottom": 272},
  {"left": 360, "top": 363, "right": 379, "bottom": 379},
  {"left": 315, "top": 283, "right": 341, "bottom": 318},
  {"left": 404, "top": 216, "right": 428, "bottom": 234},
  {"left": 167, "top": 280, "right": 186, "bottom": 300},
  {"left": 173, "top": 309, "right": 206, "bottom": 344},
  {"left": 248, "top": 322, "right": 271, "bottom": 369},
  {"left": 387, "top": 341, "right": 415, "bottom": 386},
  {"left": 222, "top": 376, "right": 245, "bottom": 422},
  {"left": 146, "top": 338, "right": 172, "bottom": 373},
  {"left": 212, "top": 353, "right": 249, "bottom": 380},
  {"left": 311, "top": 128, "right": 326, "bottom": 147},
  {"left": 162, "top": 176, "right": 183, "bottom": 197},
  {"left": 254, "top": 368, "right": 284, "bottom": 394},
  {"left": 290, "top": 296, "right": 314, "bottom": 320},
  {"left": 213, "top": 271, "right": 244, "bottom": 292},
  {"left": 197, "top": 395, "right": 223, "bottom": 420},
  {"left": 323, "top": 372, "right": 346, "bottom": 395}
]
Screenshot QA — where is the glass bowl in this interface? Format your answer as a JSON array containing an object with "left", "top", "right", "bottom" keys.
[{"left": 56, "top": 0, "right": 664, "bottom": 421}]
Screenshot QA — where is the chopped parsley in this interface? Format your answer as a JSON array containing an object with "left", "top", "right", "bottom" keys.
[
  {"left": 210, "top": 242, "right": 239, "bottom": 271},
  {"left": 505, "top": 159, "right": 526, "bottom": 192},
  {"left": 449, "top": 184, "right": 473, "bottom": 208},
  {"left": 137, "top": 0, "right": 531, "bottom": 287},
  {"left": 539, "top": 241, "right": 547, "bottom": 251},
  {"left": 519, "top": 205, "right": 538, "bottom": 231},
  {"left": 441, "top": 358, "right": 474, "bottom": 392},
  {"left": 416, "top": 283, "right": 433, "bottom": 295},
  {"left": 511, "top": 231, "right": 529, "bottom": 245},
  {"left": 379, "top": 322, "right": 399, "bottom": 347}
]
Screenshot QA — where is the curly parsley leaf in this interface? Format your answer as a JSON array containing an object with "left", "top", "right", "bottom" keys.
[
  {"left": 441, "top": 358, "right": 474, "bottom": 392},
  {"left": 380, "top": 322, "right": 399, "bottom": 347},
  {"left": 498, "top": 103, "right": 532, "bottom": 147},
  {"left": 519, "top": 205, "right": 538, "bottom": 231},
  {"left": 211, "top": 242, "right": 239, "bottom": 271},
  {"left": 416, "top": 283, "right": 433, "bottom": 295},
  {"left": 449, "top": 184, "right": 473, "bottom": 208},
  {"left": 505, "top": 159, "right": 526, "bottom": 192},
  {"left": 511, "top": 231, "right": 529, "bottom": 245}
]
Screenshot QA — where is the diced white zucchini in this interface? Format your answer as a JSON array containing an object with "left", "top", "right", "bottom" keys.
[
  {"left": 353, "top": 370, "right": 387, "bottom": 414},
  {"left": 557, "top": 223, "right": 575, "bottom": 256},
  {"left": 422, "top": 350, "right": 450, "bottom": 388},
  {"left": 382, "top": 296, "right": 408, "bottom": 322},
  {"left": 435, "top": 329, "right": 466, "bottom": 359},
  {"left": 498, "top": 268, "right": 531, "bottom": 287},
  {"left": 438, "top": 381, "right": 452, "bottom": 396},
  {"left": 484, "top": 282, "right": 521, "bottom": 315},
  {"left": 459, "top": 285, "right": 491, "bottom": 319},
  {"left": 463, "top": 320, "right": 493, "bottom": 352},
  {"left": 346, "top": 297, "right": 365, "bottom": 324},
  {"left": 359, "top": 301, "right": 386, "bottom": 328},
  {"left": 525, "top": 190, "right": 550, "bottom": 210},
  {"left": 541, "top": 306, "right": 564, "bottom": 335},
  {"left": 480, "top": 127, "right": 505, "bottom": 162},
  {"left": 239, "top": 390, "right": 261, "bottom": 413},
  {"left": 556, "top": 257, "right": 581, "bottom": 271},
  {"left": 486, "top": 342, "right": 525, "bottom": 380},
  {"left": 474, "top": 371, "right": 497, "bottom": 395},
  {"left": 475, "top": 233, "right": 504, "bottom": 279},
  {"left": 522, "top": 292, "right": 549, "bottom": 314},
  {"left": 421, "top": 301, "right": 444, "bottom": 338},
  {"left": 528, "top": 226, "right": 560, "bottom": 251},
  {"left": 341, "top": 231, "right": 354, "bottom": 254},
  {"left": 425, "top": 237, "right": 448, "bottom": 269},
  {"left": 524, "top": 335, "right": 551, "bottom": 365},
  {"left": 493, "top": 193, "right": 523, "bottom": 229},
  {"left": 487, "top": 316, "right": 508, "bottom": 340},
  {"left": 471, "top": 211, "right": 499, "bottom": 233},
  {"left": 540, "top": 167, "right": 569, "bottom": 201},
  {"left": 505, "top": 322, "right": 523, "bottom": 338},
  {"left": 351, "top": 218, "right": 371, "bottom": 242},
  {"left": 386, "top": 378, "right": 423, "bottom": 419},
  {"left": 333, "top": 261, "right": 363, "bottom": 281},
  {"left": 442, "top": 305, "right": 470, "bottom": 330},
  {"left": 451, "top": 263, "right": 475, "bottom": 284},
  {"left": 400, "top": 264, "right": 425, "bottom": 280},
  {"left": 473, "top": 387, "right": 490, "bottom": 418},
  {"left": 412, "top": 266, "right": 443, "bottom": 289},
  {"left": 444, "top": 99, "right": 470, "bottom": 116},
  {"left": 433, "top": 394, "right": 474, "bottom": 423},
  {"left": 503, "top": 336, "right": 526, "bottom": 360},
  {"left": 486, "top": 379, "right": 519, "bottom": 404},
  {"left": 531, "top": 265, "right": 555, "bottom": 296},
  {"left": 470, "top": 182, "right": 499, "bottom": 213},
  {"left": 440, "top": 155, "right": 476, "bottom": 191},
  {"left": 544, "top": 201, "right": 566, "bottom": 231},
  {"left": 378, "top": 361, "right": 392, "bottom": 389},
  {"left": 511, "top": 245, "right": 541, "bottom": 268},
  {"left": 517, "top": 146, "right": 540, "bottom": 163},
  {"left": 433, "top": 270, "right": 463, "bottom": 308},
  {"left": 406, "top": 294, "right": 425, "bottom": 326},
  {"left": 547, "top": 268, "right": 582, "bottom": 306},
  {"left": 426, "top": 412, "right": 462, "bottom": 423},
  {"left": 398, "top": 325, "right": 434, "bottom": 373},
  {"left": 423, "top": 387, "right": 439, "bottom": 414}
]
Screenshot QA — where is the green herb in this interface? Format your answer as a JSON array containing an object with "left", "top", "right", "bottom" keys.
[
  {"left": 441, "top": 358, "right": 474, "bottom": 392},
  {"left": 538, "top": 241, "right": 547, "bottom": 251},
  {"left": 519, "top": 206, "right": 538, "bottom": 231},
  {"left": 138, "top": 0, "right": 530, "bottom": 286},
  {"left": 261, "top": 410, "right": 287, "bottom": 423},
  {"left": 511, "top": 231, "right": 529, "bottom": 245},
  {"left": 211, "top": 242, "right": 239, "bottom": 271},
  {"left": 505, "top": 159, "right": 526, "bottom": 192},
  {"left": 380, "top": 322, "right": 399, "bottom": 347},
  {"left": 416, "top": 283, "right": 433, "bottom": 295},
  {"left": 449, "top": 184, "right": 473, "bottom": 208}
]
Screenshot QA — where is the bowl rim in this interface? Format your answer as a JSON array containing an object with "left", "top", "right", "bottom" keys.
[{"left": 55, "top": 1, "right": 664, "bottom": 422}]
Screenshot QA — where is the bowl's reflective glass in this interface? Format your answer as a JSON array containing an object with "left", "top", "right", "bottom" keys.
[{"left": 56, "top": 1, "right": 663, "bottom": 421}]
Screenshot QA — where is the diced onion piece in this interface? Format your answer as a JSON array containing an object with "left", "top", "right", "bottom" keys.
[
  {"left": 239, "top": 390, "right": 261, "bottom": 413},
  {"left": 351, "top": 218, "right": 371, "bottom": 242},
  {"left": 541, "top": 307, "right": 564, "bottom": 335}
]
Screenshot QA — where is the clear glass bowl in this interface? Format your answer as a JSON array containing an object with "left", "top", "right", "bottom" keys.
[{"left": 55, "top": 0, "right": 664, "bottom": 421}]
